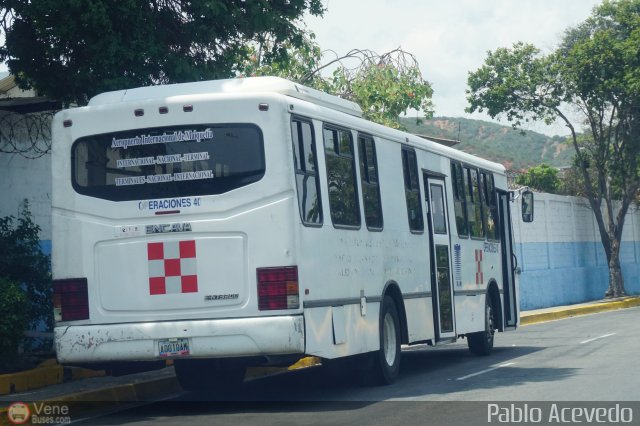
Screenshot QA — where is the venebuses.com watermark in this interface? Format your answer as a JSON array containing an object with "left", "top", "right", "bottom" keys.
[
  {"left": 7, "top": 402, "right": 71, "bottom": 425},
  {"left": 488, "top": 403, "right": 635, "bottom": 424}
]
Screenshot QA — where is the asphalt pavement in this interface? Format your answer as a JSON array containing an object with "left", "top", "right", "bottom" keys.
[{"left": 1, "top": 296, "right": 638, "bottom": 424}]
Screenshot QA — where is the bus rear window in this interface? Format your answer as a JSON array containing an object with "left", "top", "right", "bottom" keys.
[{"left": 72, "top": 124, "right": 265, "bottom": 201}]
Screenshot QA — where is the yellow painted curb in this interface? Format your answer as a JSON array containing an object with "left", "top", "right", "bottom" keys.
[
  {"left": 0, "top": 361, "right": 108, "bottom": 396},
  {"left": 0, "top": 364, "right": 63, "bottom": 396},
  {"left": 288, "top": 356, "right": 322, "bottom": 370},
  {"left": 245, "top": 356, "right": 322, "bottom": 380},
  {"left": 521, "top": 296, "right": 640, "bottom": 326}
]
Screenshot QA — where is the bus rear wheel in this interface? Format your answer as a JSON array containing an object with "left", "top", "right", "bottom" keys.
[
  {"left": 372, "top": 296, "right": 401, "bottom": 385},
  {"left": 467, "top": 297, "right": 496, "bottom": 356},
  {"left": 174, "top": 358, "right": 245, "bottom": 392}
]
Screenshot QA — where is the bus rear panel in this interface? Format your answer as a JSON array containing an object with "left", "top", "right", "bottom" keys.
[{"left": 52, "top": 86, "right": 304, "bottom": 364}]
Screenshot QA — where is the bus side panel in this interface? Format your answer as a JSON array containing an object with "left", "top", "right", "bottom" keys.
[
  {"left": 298, "top": 123, "right": 435, "bottom": 358},
  {"left": 454, "top": 295, "right": 485, "bottom": 335},
  {"left": 303, "top": 304, "right": 380, "bottom": 359},
  {"left": 404, "top": 298, "right": 435, "bottom": 343}
]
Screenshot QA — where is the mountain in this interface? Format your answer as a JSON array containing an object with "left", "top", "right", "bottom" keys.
[{"left": 400, "top": 117, "right": 574, "bottom": 170}]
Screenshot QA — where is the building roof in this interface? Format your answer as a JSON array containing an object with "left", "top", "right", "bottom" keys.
[{"left": 0, "top": 72, "right": 61, "bottom": 113}]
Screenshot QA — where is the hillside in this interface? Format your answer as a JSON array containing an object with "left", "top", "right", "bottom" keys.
[{"left": 400, "top": 117, "right": 574, "bottom": 170}]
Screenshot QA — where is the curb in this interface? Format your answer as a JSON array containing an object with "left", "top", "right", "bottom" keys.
[
  {"left": 520, "top": 296, "right": 640, "bottom": 325},
  {"left": 245, "top": 356, "right": 322, "bottom": 380},
  {"left": 0, "top": 376, "right": 181, "bottom": 424},
  {"left": 0, "top": 362, "right": 64, "bottom": 396},
  {"left": 0, "top": 358, "right": 320, "bottom": 422},
  {"left": 0, "top": 361, "right": 105, "bottom": 397}
]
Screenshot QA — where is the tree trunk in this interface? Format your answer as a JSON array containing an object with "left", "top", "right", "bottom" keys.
[{"left": 605, "top": 237, "right": 627, "bottom": 298}]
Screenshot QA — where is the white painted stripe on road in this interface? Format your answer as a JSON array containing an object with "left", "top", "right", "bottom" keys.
[
  {"left": 580, "top": 332, "right": 616, "bottom": 344},
  {"left": 455, "top": 362, "right": 515, "bottom": 381}
]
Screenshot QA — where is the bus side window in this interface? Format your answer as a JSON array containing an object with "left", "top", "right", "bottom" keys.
[
  {"left": 401, "top": 147, "right": 423, "bottom": 233},
  {"left": 451, "top": 162, "right": 468, "bottom": 237},
  {"left": 358, "top": 134, "right": 383, "bottom": 231},
  {"left": 291, "top": 117, "right": 323, "bottom": 226},
  {"left": 481, "top": 172, "right": 499, "bottom": 240},
  {"left": 323, "top": 125, "right": 361, "bottom": 228},
  {"left": 466, "top": 167, "right": 485, "bottom": 238}
]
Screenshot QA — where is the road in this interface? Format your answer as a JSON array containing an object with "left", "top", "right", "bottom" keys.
[{"left": 74, "top": 307, "right": 640, "bottom": 425}]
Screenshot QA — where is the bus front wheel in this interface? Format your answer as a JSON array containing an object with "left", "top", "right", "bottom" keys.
[{"left": 372, "top": 296, "right": 401, "bottom": 385}]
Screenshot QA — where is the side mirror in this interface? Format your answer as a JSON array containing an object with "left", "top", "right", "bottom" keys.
[{"left": 521, "top": 190, "right": 534, "bottom": 223}]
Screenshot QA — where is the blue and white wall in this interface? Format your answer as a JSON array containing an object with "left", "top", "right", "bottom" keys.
[{"left": 512, "top": 193, "right": 640, "bottom": 310}]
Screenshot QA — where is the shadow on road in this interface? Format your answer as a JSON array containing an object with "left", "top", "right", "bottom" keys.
[
  {"left": 78, "top": 344, "right": 581, "bottom": 425},
  {"left": 173, "top": 343, "right": 575, "bottom": 403}
]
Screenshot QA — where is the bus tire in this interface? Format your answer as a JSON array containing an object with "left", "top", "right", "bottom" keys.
[
  {"left": 372, "top": 296, "right": 401, "bottom": 385},
  {"left": 467, "top": 296, "right": 496, "bottom": 356},
  {"left": 174, "top": 358, "right": 245, "bottom": 392}
]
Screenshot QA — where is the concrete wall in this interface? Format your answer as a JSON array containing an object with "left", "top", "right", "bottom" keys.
[
  {"left": 512, "top": 193, "right": 640, "bottom": 310},
  {"left": 0, "top": 152, "right": 52, "bottom": 255}
]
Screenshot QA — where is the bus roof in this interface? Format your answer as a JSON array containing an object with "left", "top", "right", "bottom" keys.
[{"left": 88, "top": 76, "right": 363, "bottom": 118}]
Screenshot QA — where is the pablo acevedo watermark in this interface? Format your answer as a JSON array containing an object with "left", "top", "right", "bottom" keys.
[
  {"left": 7, "top": 402, "right": 71, "bottom": 425},
  {"left": 487, "top": 402, "right": 636, "bottom": 424}
]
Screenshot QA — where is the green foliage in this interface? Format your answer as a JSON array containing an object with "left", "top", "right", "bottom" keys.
[
  {"left": 239, "top": 38, "right": 435, "bottom": 130},
  {"left": 0, "top": 0, "right": 324, "bottom": 106},
  {"left": 466, "top": 42, "right": 565, "bottom": 128},
  {"left": 328, "top": 51, "right": 434, "bottom": 129},
  {"left": 0, "top": 200, "right": 52, "bottom": 331},
  {"left": 515, "top": 164, "right": 560, "bottom": 193},
  {"left": 466, "top": 0, "right": 640, "bottom": 298},
  {"left": 0, "top": 277, "right": 28, "bottom": 367},
  {"left": 238, "top": 32, "right": 326, "bottom": 89}
]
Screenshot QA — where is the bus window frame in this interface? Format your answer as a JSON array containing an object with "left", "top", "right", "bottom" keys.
[
  {"left": 401, "top": 145, "right": 424, "bottom": 234},
  {"left": 322, "top": 123, "right": 362, "bottom": 230},
  {"left": 480, "top": 170, "right": 500, "bottom": 242},
  {"left": 357, "top": 132, "right": 384, "bottom": 232},
  {"left": 291, "top": 115, "right": 324, "bottom": 228},
  {"left": 450, "top": 161, "right": 469, "bottom": 238}
]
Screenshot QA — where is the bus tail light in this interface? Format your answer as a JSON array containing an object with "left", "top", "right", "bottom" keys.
[
  {"left": 257, "top": 266, "right": 299, "bottom": 311},
  {"left": 53, "top": 278, "right": 89, "bottom": 321}
]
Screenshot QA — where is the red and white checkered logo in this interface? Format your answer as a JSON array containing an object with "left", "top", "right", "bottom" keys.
[
  {"left": 475, "top": 249, "right": 484, "bottom": 285},
  {"left": 147, "top": 240, "right": 198, "bottom": 295}
]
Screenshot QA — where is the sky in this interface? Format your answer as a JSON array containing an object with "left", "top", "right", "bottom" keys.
[
  {"left": 305, "top": 0, "right": 603, "bottom": 136},
  {"left": 1, "top": 1, "right": 602, "bottom": 135}
]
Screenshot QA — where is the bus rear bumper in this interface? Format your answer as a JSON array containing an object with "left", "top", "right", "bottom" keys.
[{"left": 54, "top": 315, "right": 305, "bottom": 364}]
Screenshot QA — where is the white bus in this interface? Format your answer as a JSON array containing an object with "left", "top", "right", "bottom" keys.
[{"left": 51, "top": 77, "right": 530, "bottom": 389}]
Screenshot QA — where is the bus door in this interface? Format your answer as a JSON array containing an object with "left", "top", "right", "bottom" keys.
[
  {"left": 423, "top": 173, "right": 456, "bottom": 341},
  {"left": 499, "top": 191, "right": 518, "bottom": 328}
]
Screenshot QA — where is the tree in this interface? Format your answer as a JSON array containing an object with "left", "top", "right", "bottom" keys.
[
  {"left": 0, "top": 0, "right": 324, "bottom": 106},
  {"left": 516, "top": 164, "right": 560, "bottom": 194},
  {"left": 0, "top": 200, "right": 51, "bottom": 331},
  {"left": 239, "top": 35, "right": 434, "bottom": 129},
  {"left": 466, "top": 0, "right": 640, "bottom": 298}
]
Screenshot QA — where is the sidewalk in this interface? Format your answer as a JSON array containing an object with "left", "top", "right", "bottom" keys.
[
  {"left": 1, "top": 296, "right": 638, "bottom": 413},
  {"left": 519, "top": 295, "right": 640, "bottom": 325}
]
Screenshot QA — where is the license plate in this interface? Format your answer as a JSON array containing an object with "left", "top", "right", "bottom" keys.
[{"left": 158, "top": 338, "right": 190, "bottom": 357}]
